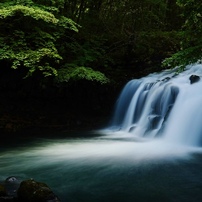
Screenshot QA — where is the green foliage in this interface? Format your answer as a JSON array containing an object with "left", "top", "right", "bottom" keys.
[
  {"left": 0, "top": 1, "right": 79, "bottom": 77},
  {"left": 0, "top": 47, "right": 61, "bottom": 76},
  {"left": 162, "top": 46, "right": 202, "bottom": 70},
  {"left": 57, "top": 35, "right": 112, "bottom": 83},
  {"left": 66, "top": 38, "right": 108, "bottom": 67},
  {"left": 0, "top": 0, "right": 187, "bottom": 84},
  {"left": 58, "top": 16, "right": 80, "bottom": 32},
  {"left": 134, "top": 31, "right": 181, "bottom": 66},
  {"left": 163, "top": 0, "right": 202, "bottom": 69},
  {"left": 0, "top": 5, "right": 59, "bottom": 24},
  {"left": 55, "top": 67, "right": 109, "bottom": 84}
]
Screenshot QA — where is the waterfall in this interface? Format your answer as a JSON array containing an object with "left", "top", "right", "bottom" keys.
[{"left": 108, "top": 64, "right": 202, "bottom": 146}]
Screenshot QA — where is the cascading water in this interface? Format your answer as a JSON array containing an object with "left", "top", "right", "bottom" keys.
[{"left": 107, "top": 64, "right": 202, "bottom": 146}]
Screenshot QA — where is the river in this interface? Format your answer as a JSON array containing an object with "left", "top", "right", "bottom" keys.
[{"left": 1, "top": 131, "right": 202, "bottom": 202}]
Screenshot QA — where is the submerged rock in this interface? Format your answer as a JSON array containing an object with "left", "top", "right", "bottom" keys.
[
  {"left": 148, "top": 115, "right": 162, "bottom": 130},
  {"left": 17, "top": 179, "right": 60, "bottom": 202},
  {"left": 161, "top": 77, "right": 171, "bottom": 83},
  {"left": 189, "top": 75, "right": 200, "bottom": 84}
]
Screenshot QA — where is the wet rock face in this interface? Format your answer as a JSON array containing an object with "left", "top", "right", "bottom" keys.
[
  {"left": 189, "top": 75, "right": 200, "bottom": 84},
  {"left": 17, "top": 179, "right": 60, "bottom": 202}
]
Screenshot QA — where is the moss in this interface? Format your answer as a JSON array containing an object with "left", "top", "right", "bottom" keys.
[{"left": 17, "top": 179, "right": 56, "bottom": 202}]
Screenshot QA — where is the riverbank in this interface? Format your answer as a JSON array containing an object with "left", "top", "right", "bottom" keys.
[
  {"left": 0, "top": 111, "right": 108, "bottom": 136},
  {"left": 0, "top": 93, "right": 111, "bottom": 136},
  {"left": 0, "top": 80, "right": 118, "bottom": 136}
]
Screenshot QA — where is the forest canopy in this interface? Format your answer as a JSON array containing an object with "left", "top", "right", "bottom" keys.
[
  {"left": 163, "top": 0, "right": 202, "bottom": 70},
  {"left": 0, "top": 0, "right": 200, "bottom": 84}
]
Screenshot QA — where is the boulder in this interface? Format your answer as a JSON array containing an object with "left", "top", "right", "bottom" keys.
[
  {"left": 17, "top": 179, "right": 60, "bottom": 202},
  {"left": 189, "top": 75, "right": 200, "bottom": 84},
  {"left": 0, "top": 176, "right": 20, "bottom": 201},
  {"left": 4, "top": 177, "right": 20, "bottom": 197}
]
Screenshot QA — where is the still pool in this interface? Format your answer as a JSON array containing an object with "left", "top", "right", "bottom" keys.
[{"left": 1, "top": 131, "right": 202, "bottom": 202}]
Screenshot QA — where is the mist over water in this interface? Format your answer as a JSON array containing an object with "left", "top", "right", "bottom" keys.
[
  {"left": 2, "top": 64, "right": 202, "bottom": 201},
  {"left": 1, "top": 135, "right": 202, "bottom": 202}
]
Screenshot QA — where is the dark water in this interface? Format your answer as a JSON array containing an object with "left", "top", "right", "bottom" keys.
[{"left": 1, "top": 132, "right": 202, "bottom": 202}]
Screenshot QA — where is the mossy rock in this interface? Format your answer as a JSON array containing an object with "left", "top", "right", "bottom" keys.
[{"left": 17, "top": 179, "right": 60, "bottom": 202}]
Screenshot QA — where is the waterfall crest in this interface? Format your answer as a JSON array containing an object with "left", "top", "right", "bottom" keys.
[{"left": 108, "top": 64, "right": 202, "bottom": 146}]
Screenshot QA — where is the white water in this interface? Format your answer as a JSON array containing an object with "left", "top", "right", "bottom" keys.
[{"left": 106, "top": 64, "right": 202, "bottom": 147}]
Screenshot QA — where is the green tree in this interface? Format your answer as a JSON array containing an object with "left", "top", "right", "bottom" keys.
[
  {"left": 0, "top": 0, "right": 78, "bottom": 77},
  {"left": 163, "top": 0, "right": 202, "bottom": 69},
  {"left": 0, "top": 0, "right": 109, "bottom": 84},
  {"left": 0, "top": 0, "right": 185, "bottom": 85},
  {"left": 94, "top": 0, "right": 182, "bottom": 76}
]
